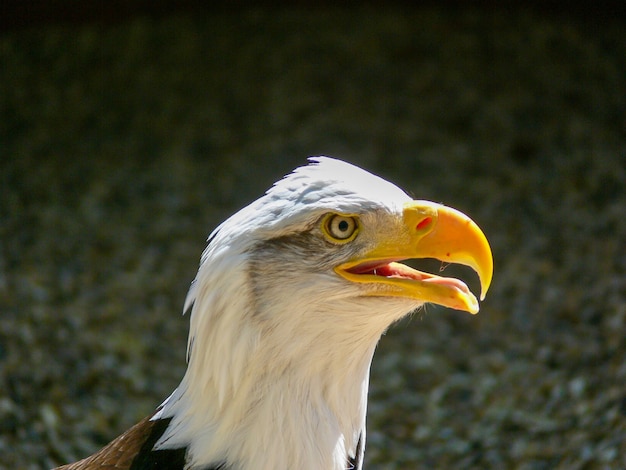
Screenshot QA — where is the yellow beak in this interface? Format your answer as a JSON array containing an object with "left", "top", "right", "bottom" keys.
[{"left": 335, "top": 201, "right": 493, "bottom": 314}]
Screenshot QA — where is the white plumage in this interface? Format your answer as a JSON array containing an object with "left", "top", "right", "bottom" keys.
[{"left": 154, "top": 158, "right": 417, "bottom": 469}]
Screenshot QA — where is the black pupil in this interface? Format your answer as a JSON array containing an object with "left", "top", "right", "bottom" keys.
[{"left": 338, "top": 220, "right": 349, "bottom": 232}]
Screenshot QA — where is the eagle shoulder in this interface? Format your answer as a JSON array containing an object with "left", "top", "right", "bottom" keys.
[{"left": 53, "top": 415, "right": 190, "bottom": 470}]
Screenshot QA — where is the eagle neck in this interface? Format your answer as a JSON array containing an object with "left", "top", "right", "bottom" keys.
[{"left": 153, "top": 264, "right": 381, "bottom": 470}]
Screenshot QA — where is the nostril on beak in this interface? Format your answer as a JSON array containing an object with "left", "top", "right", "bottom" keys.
[{"left": 416, "top": 217, "right": 432, "bottom": 231}]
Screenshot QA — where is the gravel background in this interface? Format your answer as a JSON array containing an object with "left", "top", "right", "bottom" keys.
[{"left": 1, "top": 5, "right": 625, "bottom": 469}]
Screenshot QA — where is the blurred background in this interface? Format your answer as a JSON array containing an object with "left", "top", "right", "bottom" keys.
[{"left": 1, "top": 2, "right": 625, "bottom": 468}]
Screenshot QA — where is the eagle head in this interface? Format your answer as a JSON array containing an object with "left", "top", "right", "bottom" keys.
[{"left": 153, "top": 157, "right": 493, "bottom": 470}]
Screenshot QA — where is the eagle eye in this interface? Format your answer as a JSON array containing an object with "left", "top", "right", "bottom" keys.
[{"left": 322, "top": 213, "right": 360, "bottom": 243}]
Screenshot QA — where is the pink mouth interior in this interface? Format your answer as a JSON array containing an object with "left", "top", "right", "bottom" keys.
[{"left": 347, "top": 260, "right": 471, "bottom": 293}]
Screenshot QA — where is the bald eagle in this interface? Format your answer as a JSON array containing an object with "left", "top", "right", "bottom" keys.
[{"left": 55, "top": 157, "right": 493, "bottom": 470}]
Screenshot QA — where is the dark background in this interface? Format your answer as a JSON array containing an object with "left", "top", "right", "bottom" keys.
[
  {"left": 2, "top": 1, "right": 626, "bottom": 32},
  {"left": 1, "top": 2, "right": 625, "bottom": 468}
]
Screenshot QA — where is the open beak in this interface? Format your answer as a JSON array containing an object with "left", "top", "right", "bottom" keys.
[{"left": 335, "top": 201, "right": 493, "bottom": 314}]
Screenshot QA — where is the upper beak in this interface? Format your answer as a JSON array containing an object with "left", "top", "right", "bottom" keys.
[{"left": 335, "top": 201, "right": 493, "bottom": 314}]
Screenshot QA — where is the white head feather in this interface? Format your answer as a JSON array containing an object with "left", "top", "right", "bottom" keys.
[{"left": 153, "top": 157, "right": 422, "bottom": 470}]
